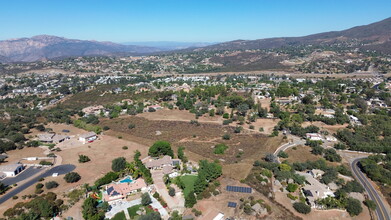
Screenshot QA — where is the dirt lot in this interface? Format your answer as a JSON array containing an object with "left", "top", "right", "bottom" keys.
[
  {"left": 100, "top": 116, "right": 282, "bottom": 179},
  {"left": 283, "top": 145, "right": 322, "bottom": 164},
  {"left": 1, "top": 147, "right": 46, "bottom": 165}
]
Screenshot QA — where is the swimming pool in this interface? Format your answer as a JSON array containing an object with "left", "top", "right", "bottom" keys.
[{"left": 119, "top": 177, "right": 133, "bottom": 183}]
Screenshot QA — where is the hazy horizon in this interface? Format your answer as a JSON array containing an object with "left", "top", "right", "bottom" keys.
[{"left": 1, "top": 0, "right": 391, "bottom": 42}]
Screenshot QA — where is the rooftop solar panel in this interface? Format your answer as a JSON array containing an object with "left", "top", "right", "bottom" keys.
[
  {"left": 226, "top": 185, "right": 252, "bottom": 193},
  {"left": 228, "top": 202, "right": 237, "bottom": 208}
]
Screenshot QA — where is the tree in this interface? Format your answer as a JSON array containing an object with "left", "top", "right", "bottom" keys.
[
  {"left": 363, "top": 199, "right": 376, "bottom": 210},
  {"left": 78, "top": 155, "right": 91, "bottom": 163},
  {"left": 177, "top": 146, "right": 187, "bottom": 163},
  {"left": 141, "top": 193, "right": 152, "bottom": 206},
  {"left": 168, "top": 187, "right": 175, "bottom": 197},
  {"left": 346, "top": 198, "right": 362, "bottom": 216},
  {"left": 64, "top": 172, "right": 81, "bottom": 183},
  {"left": 112, "top": 157, "right": 126, "bottom": 172},
  {"left": 293, "top": 202, "right": 311, "bottom": 214},
  {"left": 185, "top": 191, "right": 197, "bottom": 208},
  {"left": 237, "top": 103, "right": 249, "bottom": 116},
  {"left": 311, "top": 146, "right": 324, "bottom": 155},
  {"left": 82, "top": 197, "right": 98, "bottom": 220},
  {"left": 148, "top": 141, "right": 174, "bottom": 157},
  {"left": 265, "top": 153, "right": 277, "bottom": 162},
  {"left": 170, "top": 210, "right": 182, "bottom": 220},
  {"left": 324, "top": 149, "right": 342, "bottom": 162}
]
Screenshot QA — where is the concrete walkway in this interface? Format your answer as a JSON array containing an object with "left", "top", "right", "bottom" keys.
[{"left": 105, "top": 198, "right": 141, "bottom": 219}]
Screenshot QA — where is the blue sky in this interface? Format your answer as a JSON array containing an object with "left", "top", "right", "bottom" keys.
[{"left": 1, "top": 0, "right": 390, "bottom": 42}]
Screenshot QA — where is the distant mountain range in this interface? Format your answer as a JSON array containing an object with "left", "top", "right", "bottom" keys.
[
  {"left": 122, "top": 41, "right": 216, "bottom": 50},
  {"left": 191, "top": 17, "right": 391, "bottom": 53},
  {"left": 0, "top": 35, "right": 162, "bottom": 63},
  {"left": 1, "top": 17, "right": 391, "bottom": 63}
]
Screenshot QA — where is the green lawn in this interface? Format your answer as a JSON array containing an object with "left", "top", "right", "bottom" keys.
[
  {"left": 180, "top": 175, "right": 198, "bottom": 196},
  {"left": 127, "top": 204, "right": 142, "bottom": 218},
  {"left": 111, "top": 211, "right": 126, "bottom": 220}
]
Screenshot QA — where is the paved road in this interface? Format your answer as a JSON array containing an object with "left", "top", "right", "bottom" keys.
[
  {"left": 351, "top": 158, "right": 391, "bottom": 220},
  {"left": 1, "top": 167, "right": 43, "bottom": 186},
  {"left": 0, "top": 164, "right": 75, "bottom": 205}
]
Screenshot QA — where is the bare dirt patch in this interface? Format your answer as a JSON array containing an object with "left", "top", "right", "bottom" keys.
[{"left": 302, "top": 121, "right": 348, "bottom": 135}]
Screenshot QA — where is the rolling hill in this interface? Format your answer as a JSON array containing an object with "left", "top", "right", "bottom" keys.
[
  {"left": 192, "top": 17, "right": 391, "bottom": 53},
  {"left": 0, "top": 35, "right": 162, "bottom": 62}
]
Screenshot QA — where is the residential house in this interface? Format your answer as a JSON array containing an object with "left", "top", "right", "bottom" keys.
[
  {"left": 306, "top": 133, "right": 323, "bottom": 141},
  {"left": 103, "top": 178, "right": 147, "bottom": 203},
  {"left": 82, "top": 105, "right": 104, "bottom": 116},
  {"left": 297, "top": 172, "right": 335, "bottom": 208},
  {"left": 38, "top": 133, "right": 69, "bottom": 144},
  {"left": 143, "top": 155, "right": 181, "bottom": 174}
]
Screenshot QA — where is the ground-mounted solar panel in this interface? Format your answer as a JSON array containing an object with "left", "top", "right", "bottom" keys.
[
  {"left": 226, "top": 185, "right": 252, "bottom": 193},
  {"left": 228, "top": 202, "right": 237, "bottom": 208}
]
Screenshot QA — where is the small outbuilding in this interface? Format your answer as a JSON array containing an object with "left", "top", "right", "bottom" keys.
[
  {"left": 0, "top": 163, "right": 24, "bottom": 177},
  {"left": 79, "top": 132, "right": 97, "bottom": 144}
]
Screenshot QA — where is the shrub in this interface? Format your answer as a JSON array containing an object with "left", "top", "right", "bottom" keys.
[
  {"left": 286, "top": 183, "right": 298, "bottom": 192},
  {"left": 36, "top": 183, "right": 44, "bottom": 189},
  {"left": 128, "top": 124, "right": 136, "bottom": 129},
  {"left": 141, "top": 193, "right": 152, "bottom": 206},
  {"left": 103, "top": 126, "right": 110, "bottom": 131},
  {"left": 45, "top": 181, "right": 59, "bottom": 189},
  {"left": 168, "top": 187, "right": 175, "bottom": 197},
  {"left": 64, "top": 172, "right": 81, "bottom": 183},
  {"left": 223, "top": 113, "right": 229, "bottom": 119},
  {"left": 222, "top": 133, "right": 230, "bottom": 140},
  {"left": 234, "top": 126, "right": 242, "bottom": 133},
  {"left": 78, "top": 155, "right": 90, "bottom": 163},
  {"left": 287, "top": 193, "right": 298, "bottom": 200},
  {"left": 277, "top": 151, "right": 289, "bottom": 158},
  {"left": 223, "top": 119, "right": 232, "bottom": 125},
  {"left": 259, "top": 127, "right": 264, "bottom": 132},
  {"left": 39, "top": 160, "right": 53, "bottom": 166},
  {"left": 213, "top": 144, "right": 228, "bottom": 154},
  {"left": 293, "top": 202, "right": 311, "bottom": 214},
  {"left": 122, "top": 146, "right": 128, "bottom": 150}
]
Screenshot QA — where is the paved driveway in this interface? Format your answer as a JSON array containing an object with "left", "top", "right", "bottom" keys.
[
  {"left": 0, "top": 164, "right": 75, "bottom": 205},
  {"left": 1, "top": 166, "right": 44, "bottom": 186}
]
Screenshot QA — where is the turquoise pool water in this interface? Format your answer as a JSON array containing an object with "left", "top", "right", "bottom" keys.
[{"left": 119, "top": 177, "right": 133, "bottom": 183}]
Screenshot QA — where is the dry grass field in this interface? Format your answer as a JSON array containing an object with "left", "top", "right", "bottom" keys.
[{"left": 100, "top": 115, "right": 283, "bottom": 179}]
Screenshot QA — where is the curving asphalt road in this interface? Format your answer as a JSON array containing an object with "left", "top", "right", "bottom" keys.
[
  {"left": 0, "top": 164, "right": 76, "bottom": 205},
  {"left": 352, "top": 158, "right": 391, "bottom": 220},
  {"left": 273, "top": 137, "right": 306, "bottom": 163}
]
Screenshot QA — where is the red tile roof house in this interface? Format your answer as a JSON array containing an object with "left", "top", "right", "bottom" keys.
[
  {"left": 142, "top": 155, "right": 181, "bottom": 175},
  {"left": 102, "top": 178, "right": 147, "bottom": 203}
]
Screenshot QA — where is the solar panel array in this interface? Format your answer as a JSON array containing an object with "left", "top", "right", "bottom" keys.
[
  {"left": 228, "top": 202, "right": 237, "bottom": 208},
  {"left": 226, "top": 185, "right": 252, "bottom": 193}
]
